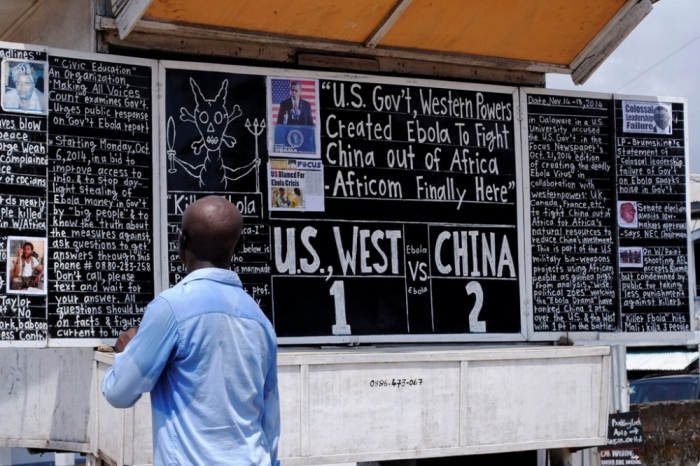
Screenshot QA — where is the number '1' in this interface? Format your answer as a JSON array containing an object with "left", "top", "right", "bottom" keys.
[{"left": 330, "top": 280, "right": 351, "bottom": 335}]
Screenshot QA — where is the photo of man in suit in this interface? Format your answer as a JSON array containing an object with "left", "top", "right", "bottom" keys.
[
  {"left": 653, "top": 104, "right": 672, "bottom": 134},
  {"left": 276, "top": 81, "right": 314, "bottom": 126}
]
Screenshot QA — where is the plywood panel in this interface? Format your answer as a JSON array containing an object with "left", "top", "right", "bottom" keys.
[
  {"left": 143, "top": 0, "right": 396, "bottom": 43},
  {"left": 0, "top": 348, "right": 92, "bottom": 443},
  {"left": 380, "top": 0, "right": 628, "bottom": 64},
  {"left": 464, "top": 357, "right": 604, "bottom": 445},
  {"left": 0, "top": 349, "right": 42, "bottom": 439},
  {"left": 307, "top": 362, "right": 460, "bottom": 456},
  {"left": 278, "top": 365, "right": 302, "bottom": 458},
  {"left": 95, "top": 361, "right": 122, "bottom": 464}
]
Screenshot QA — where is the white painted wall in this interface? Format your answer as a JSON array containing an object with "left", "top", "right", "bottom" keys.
[{"left": 0, "top": 348, "right": 93, "bottom": 452}]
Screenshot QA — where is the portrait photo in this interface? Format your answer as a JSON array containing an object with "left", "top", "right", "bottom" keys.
[
  {"left": 6, "top": 236, "right": 47, "bottom": 295},
  {"left": 652, "top": 103, "right": 672, "bottom": 135},
  {"left": 267, "top": 77, "right": 321, "bottom": 158},
  {"left": 1, "top": 59, "right": 47, "bottom": 114},
  {"left": 618, "top": 201, "right": 638, "bottom": 229}
]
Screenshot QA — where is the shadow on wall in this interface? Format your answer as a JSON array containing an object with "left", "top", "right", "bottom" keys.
[{"left": 363, "top": 450, "right": 538, "bottom": 466}]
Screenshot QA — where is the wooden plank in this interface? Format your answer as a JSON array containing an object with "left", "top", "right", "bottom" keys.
[
  {"left": 377, "top": 56, "right": 544, "bottom": 86},
  {"left": 100, "top": 28, "right": 298, "bottom": 64},
  {"left": 0, "top": 439, "right": 90, "bottom": 452},
  {"left": 278, "top": 366, "right": 302, "bottom": 458},
  {"left": 298, "top": 53, "right": 380, "bottom": 72},
  {"left": 571, "top": 0, "right": 652, "bottom": 84},
  {"left": 459, "top": 361, "right": 468, "bottom": 447},
  {"left": 300, "top": 364, "right": 310, "bottom": 457},
  {"left": 365, "top": 0, "right": 413, "bottom": 49},
  {"left": 275, "top": 346, "right": 611, "bottom": 366},
  {"left": 570, "top": 0, "right": 638, "bottom": 70},
  {"left": 296, "top": 53, "right": 545, "bottom": 86},
  {"left": 115, "top": 0, "right": 153, "bottom": 39},
  {"left": 599, "top": 354, "right": 612, "bottom": 438}
]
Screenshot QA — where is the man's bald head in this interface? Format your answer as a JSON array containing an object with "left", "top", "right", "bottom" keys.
[{"left": 179, "top": 196, "right": 243, "bottom": 271}]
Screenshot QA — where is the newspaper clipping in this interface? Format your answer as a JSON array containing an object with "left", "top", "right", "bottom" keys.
[
  {"left": 269, "top": 158, "right": 324, "bottom": 212},
  {"left": 622, "top": 100, "right": 672, "bottom": 135}
]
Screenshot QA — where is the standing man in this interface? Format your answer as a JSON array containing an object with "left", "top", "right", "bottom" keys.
[
  {"left": 3, "top": 62, "right": 44, "bottom": 112},
  {"left": 102, "top": 196, "right": 280, "bottom": 466},
  {"left": 11, "top": 242, "right": 42, "bottom": 290},
  {"left": 276, "top": 80, "right": 314, "bottom": 126}
]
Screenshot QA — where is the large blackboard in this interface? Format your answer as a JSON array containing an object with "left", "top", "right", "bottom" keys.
[
  {"left": 525, "top": 89, "right": 691, "bottom": 336},
  {"left": 614, "top": 98, "right": 690, "bottom": 332},
  {"left": 526, "top": 92, "right": 618, "bottom": 332},
  {"left": 163, "top": 69, "right": 270, "bottom": 320},
  {"left": 47, "top": 52, "right": 156, "bottom": 340},
  {"left": 0, "top": 45, "right": 157, "bottom": 345},
  {"left": 163, "top": 65, "right": 524, "bottom": 341},
  {"left": 0, "top": 44, "right": 49, "bottom": 344}
]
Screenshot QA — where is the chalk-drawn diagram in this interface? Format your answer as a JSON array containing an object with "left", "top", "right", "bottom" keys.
[{"left": 170, "top": 78, "right": 260, "bottom": 189}]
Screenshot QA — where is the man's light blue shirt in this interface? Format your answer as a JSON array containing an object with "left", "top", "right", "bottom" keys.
[{"left": 102, "top": 268, "right": 280, "bottom": 466}]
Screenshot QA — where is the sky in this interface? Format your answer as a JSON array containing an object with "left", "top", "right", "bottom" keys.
[{"left": 546, "top": 0, "right": 700, "bottom": 172}]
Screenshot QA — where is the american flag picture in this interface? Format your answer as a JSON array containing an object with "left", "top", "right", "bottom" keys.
[{"left": 270, "top": 78, "right": 318, "bottom": 126}]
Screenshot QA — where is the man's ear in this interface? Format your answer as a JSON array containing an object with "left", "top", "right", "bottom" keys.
[
  {"left": 179, "top": 230, "right": 188, "bottom": 250},
  {"left": 234, "top": 234, "right": 245, "bottom": 255}
]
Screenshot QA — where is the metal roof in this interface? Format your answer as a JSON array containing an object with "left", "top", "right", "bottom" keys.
[{"left": 627, "top": 351, "right": 699, "bottom": 371}]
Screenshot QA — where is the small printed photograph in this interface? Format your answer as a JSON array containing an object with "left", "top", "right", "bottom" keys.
[
  {"left": 619, "top": 247, "right": 643, "bottom": 268},
  {"left": 618, "top": 201, "right": 638, "bottom": 229},
  {"left": 622, "top": 100, "right": 672, "bottom": 135},
  {"left": 1, "top": 60, "right": 47, "bottom": 114},
  {"left": 267, "top": 77, "right": 320, "bottom": 158},
  {"left": 6, "top": 236, "right": 47, "bottom": 294},
  {"left": 271, "top": 187, "right": 304, "bottom": 209}
]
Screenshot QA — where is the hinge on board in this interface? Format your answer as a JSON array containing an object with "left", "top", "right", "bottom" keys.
[{"left": 156, "top": 81, "right": 163, "bottom": 100}]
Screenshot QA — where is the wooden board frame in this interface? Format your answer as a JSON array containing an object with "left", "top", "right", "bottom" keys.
[
  {"left": 0, "top": 45, "right": 161, "bottom": 348},
  {"left": 0, "top": 41, "right": 49, "bottom": 348},
  {"left": 520, "top": 87, "right": 694, "bottom": 345},
  {"left": 158, "top": 59, "right": 530, "bottom": 345}
]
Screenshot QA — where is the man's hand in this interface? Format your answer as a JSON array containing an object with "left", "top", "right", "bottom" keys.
[{"left": 114, "top": 327, "right": 138, "bottom": 353}]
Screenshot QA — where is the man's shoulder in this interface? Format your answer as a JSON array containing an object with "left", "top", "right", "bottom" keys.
[{"left": 155, "top": 271, "right": 273, "bottom": 328}]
